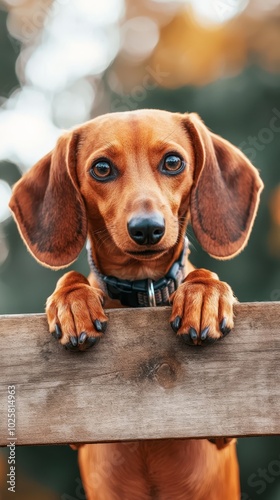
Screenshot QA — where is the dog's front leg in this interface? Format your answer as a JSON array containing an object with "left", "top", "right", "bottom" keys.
[
  {"left": 170, "top": 269, "right": 236, "bottom": 345},
  {"left": 46, "top": 271, "right": 107, "bottom": 350}
]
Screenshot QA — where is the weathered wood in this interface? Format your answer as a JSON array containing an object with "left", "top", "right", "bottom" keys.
[{"left": 0, "top": 303, "right": 279, "bottom": 446}]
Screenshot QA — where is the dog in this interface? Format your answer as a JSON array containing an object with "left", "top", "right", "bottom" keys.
[{"left": 9, "top": 109, "right": 263, "bottom": 499}]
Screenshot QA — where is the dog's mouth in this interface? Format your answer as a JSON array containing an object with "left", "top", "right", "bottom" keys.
[{"left": 125, "top": 248, "right": 167, "bottom": 259}]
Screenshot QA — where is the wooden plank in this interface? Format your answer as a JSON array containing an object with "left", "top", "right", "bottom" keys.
[{"left": 0, "top": 302, "right": 280, "bottom": 446}]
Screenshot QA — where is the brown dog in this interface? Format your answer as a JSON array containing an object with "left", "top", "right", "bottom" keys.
[{"left": 9, "top": 110, "right": 263, "bottom": 499}]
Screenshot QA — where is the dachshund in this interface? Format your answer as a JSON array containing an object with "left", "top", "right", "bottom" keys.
[{"left": 9, "top": 109, "right": 263, "bottom": 500}]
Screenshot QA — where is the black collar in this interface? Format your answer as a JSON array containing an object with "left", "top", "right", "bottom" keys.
[{"left": 87, "top": 238, "right": 188, "bottom": 308}]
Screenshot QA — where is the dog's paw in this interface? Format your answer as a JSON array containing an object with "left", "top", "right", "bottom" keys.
[
  {"left": 46, "top": 271, "right": 107, "bottom": 351},
  {"left": 170, "top": 269, "right": 236, "bottom": 345}
]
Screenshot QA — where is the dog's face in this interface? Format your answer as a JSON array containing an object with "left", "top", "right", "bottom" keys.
[
  {"left": 76, "top": 110, "right": 195, "bottom": 261},
  {"left": 9, "top": 109, "right": 263, "bottom": 269}
]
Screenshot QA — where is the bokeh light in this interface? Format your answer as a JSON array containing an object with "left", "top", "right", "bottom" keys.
[
  {"left": 120, "top": 17, "right": 159, "bottom": 61},
  {"left": 190, "top": 0, "right": 249, "bottom": 24}
]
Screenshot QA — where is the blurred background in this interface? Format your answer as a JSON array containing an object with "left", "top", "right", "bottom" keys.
[{"left": 0, "top": 0, "right": 280, "bottom": 498}]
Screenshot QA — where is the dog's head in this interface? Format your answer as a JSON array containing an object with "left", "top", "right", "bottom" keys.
[{"left": 9, "top": 110, "right": 263, "bottom": 268}]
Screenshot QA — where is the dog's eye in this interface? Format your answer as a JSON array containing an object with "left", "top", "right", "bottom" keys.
[
  {"left": 90, "top": 161, "right": 113, "bottom": 180},
  {"left": 161, "top": 155, "right": 185, "bottom": 175}
]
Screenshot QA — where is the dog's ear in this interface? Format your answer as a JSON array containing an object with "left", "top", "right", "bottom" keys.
[
  {"left": 9, "top": 131, "right": 87, "bottom": 268},
  {"left": 184, "top": 113, "right": 263, "bottom": 259}
]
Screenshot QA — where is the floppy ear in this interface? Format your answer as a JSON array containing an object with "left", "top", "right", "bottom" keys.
[
  {"left": 9, "top": 132, "right": 87, "bottom": 268},
  {"left": 184, "top": 113, "right": 264, "bottom": 259}
]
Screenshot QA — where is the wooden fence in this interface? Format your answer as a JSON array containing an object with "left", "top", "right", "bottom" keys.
[{"left": 0, "top": 302, "right": 280, "bottom": 446}]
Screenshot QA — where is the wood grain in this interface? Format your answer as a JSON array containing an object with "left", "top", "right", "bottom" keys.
[{"left": 0, "top": 303, "right": 280, "bottom": 446}]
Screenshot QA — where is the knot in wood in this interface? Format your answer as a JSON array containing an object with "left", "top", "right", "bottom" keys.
[{"left": 155, "top": 362, "right": 177, "bottom": 389}]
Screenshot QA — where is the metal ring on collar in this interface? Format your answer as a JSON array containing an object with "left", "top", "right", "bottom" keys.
[{"left": 147, "top": 279, "right": 156, "bottom": 307}]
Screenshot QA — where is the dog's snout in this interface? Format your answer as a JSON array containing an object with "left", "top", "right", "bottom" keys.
[{"left": 127, "top": 213, "right": 165, "bottom": 246}]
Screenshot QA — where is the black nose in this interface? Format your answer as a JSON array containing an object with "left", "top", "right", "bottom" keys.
[{"left": 127, "top": 213, "right": 165, "bottom": 246}]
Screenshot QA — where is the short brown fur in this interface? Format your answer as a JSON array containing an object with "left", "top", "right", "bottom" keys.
[{"left": 9, "top": 109, "right": 263, "bottom": 499}]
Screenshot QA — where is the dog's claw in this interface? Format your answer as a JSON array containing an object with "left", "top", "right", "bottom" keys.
[
  {"left": 100, "top": 321, "right": 107, "bottom": 333},
  {"left": 94, "top": 319, "right": 107, "bottom": 333},
  {"left": 189, "top": 327, "right": 197, "bottom": 340},
  {"left": 93, "top": 319, "right": 107, "bottom": 333},
  {"left": 181, "top": 327, "right": 198, "bottom": 345},
  {"left": 94, "top": 319, "right": 102, "bottom": 332},
  {"left": 200, "top": 326, "right": 210, "bottom": 341},
  {"left": 52, "top": 324, "right": 62, "bottom": 340},
  {"left": 79, "top": 332, "right": 87, "bottom": 344},
  {"left": 220, "top": 317, "right": 227, "bottom": 332},
  {"left": 171, "top": 316, "right": 181, "bottom": 333},
  {"left": 70, "top": 336, "right": 78, "bottom": 347},
  {"left": 64, "top": 333, "right": 100, "bottom": 350},
  {"left": 220, "top": 318, "right": 231, "bottom": 336}
]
